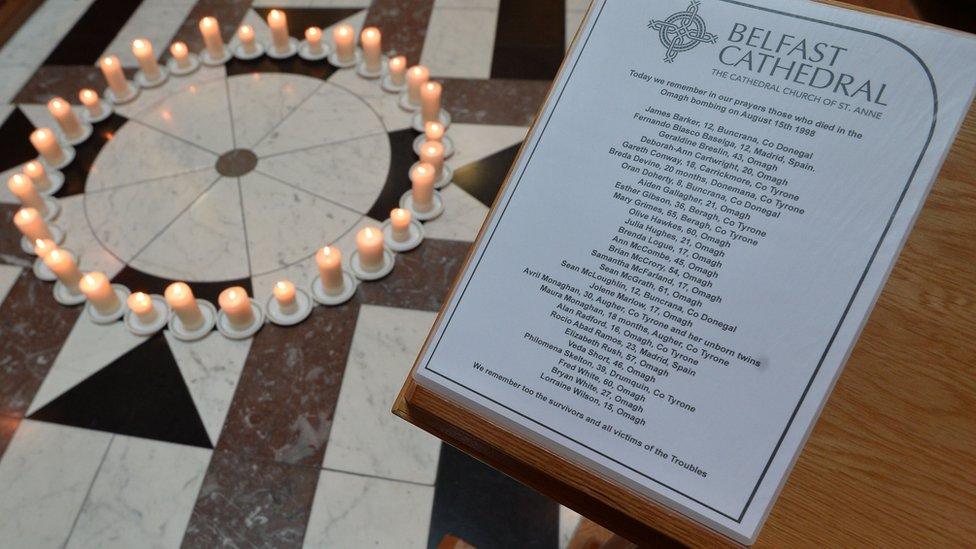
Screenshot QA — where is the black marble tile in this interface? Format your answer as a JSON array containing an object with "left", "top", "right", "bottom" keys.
[
  {"left": 491, "top": 0, "right": 565, "bottom": 80},
  {"left": 366, "top": 128, "right": 418, "bottom": 221},
  {"left": 29, "top": 333, "right": 212, "bottom": 449},
  {"left": 57, "top": 113, "right": 127, "bottom": 198},
  {"left": 225, "top": 55, "right": 339, "bottom": 80},
  {"left": 452, "top": 142, "right": 520, "bottom": 207},
  {"left": 43, "top": 0, "right": 146, "bottom": 66},
  {"left": 0, "top": 108, "right": 40, "bottom": 173},
  {"left": 427, "top": 443, "right": 560, "bottom": 549},
  {"left": 110, "top": 265, "right": 251, "bottom": 306}
]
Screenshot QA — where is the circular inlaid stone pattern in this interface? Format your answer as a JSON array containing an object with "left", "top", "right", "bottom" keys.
[{"left": 84, "top": 73, "right": 391, "bottom": 282}]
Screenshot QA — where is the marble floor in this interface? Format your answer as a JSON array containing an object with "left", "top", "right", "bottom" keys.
[{"left": 0, "top": 0, "right": 586, "bottom": 547}]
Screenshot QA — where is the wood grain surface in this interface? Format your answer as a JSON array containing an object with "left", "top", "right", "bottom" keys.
[{"left": 396, "top": 0, "right": 976, "bottom": 546}]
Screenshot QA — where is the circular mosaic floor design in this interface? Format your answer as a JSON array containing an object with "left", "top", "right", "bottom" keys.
[{"left": 84, "top": 72, "right": 391, "bottom": 282}]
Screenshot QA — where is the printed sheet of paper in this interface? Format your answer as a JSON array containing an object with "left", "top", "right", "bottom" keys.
[{"left": 414, "top": 0, "right": 976, "bottom": 542}]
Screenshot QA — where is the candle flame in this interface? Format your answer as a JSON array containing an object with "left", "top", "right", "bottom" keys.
[
  {"left": 201, "top": 16, "right": 216, "bottom": 28},
  {"left": 390, "top": 56, "right": 405, "bottom": 68},
  {"left": 15, "top": 207, "right": 38, "bottom": 221},
  {"left": 49, "top": 249, "right": 63, "bottom": 261},
  {"left": 239, "top": 25, "right": 253, "bottom": 39},
  {"left": 363, "top": 28, "right": 378, "bottom": 39},
  {"left": 81, "top": 273, "right": 97, "bottom": 288},
  {"left": 337, "top": 25, "right": 351, "bottom": 37},
  {"left": 102, "top": 56, "right": 114, "bottom": 66},
  {"left": 170, "top": 42, "right": 187, "bottom": 55},
  {"left": 132, "top": 39, "right": 148, "bottom": 51},
  {"left": 79, "top": 89, "right": 97, "bottom": 103},
  {"left": 24, "top": 160, "right": 43, "bottom": 175},
  {"left": 269, "top": 9, "right": 282, "bottom": 20},
  {"left": 10, "top": 173, "right": 28, "bottom": 188},
  {"left": 305, "top": 27, "right": 321, "bottom": 40},
  {"left": 275, "top": 281, "right": 287, "bottom": 291},
  {"left": 425, "top": 82, "right": 437, "bottom": 91}
]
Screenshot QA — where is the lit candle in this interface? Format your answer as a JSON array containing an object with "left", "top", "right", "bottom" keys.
[
  {"left": 199, "top": 16, "right": 225, "bottom": 60},
  {"left": 99, "top": 55, "right": 129, "bottom": 98},
  {"left": 127, "top": 292, "right": 158, "bottom": 324},
  {"left": 7, "top": 174, "right": 47, "bottom": 215},
  {"left": 238, "top": 24, "right": 257, "bottom": 55},
  {"left": 47, "top": 97, "right": 84, "bottom": 140},
  {"left": 218, "top": 286, "right": 254, "bottom": 329},
  {"left": 267, "top": 10, "right": 289, "bottom": 53},
  {"left": 356, "top": 227, "right": 385, "bottom": 272},
  {"left": 424, "top": 121, "right": 445, "bottom": 143},
  {"left": 24, "top": 160, "right": 52, "bottom": 192},
  {"left": 305, "top": 27, "right": 323, "bottom": 55},
  {"left": 165, "top": 282, "right": 204, "bottom": 330},
  {"left": 44, "top": 248, "right": 82, "bottom": 292},
  {"left": 30, "top": 128, "right": 65, "bottom": 166},
  {"left": 421, "top": 81, "right": 442, "bottom": 123},
  {"left": 273, "top": 280, "right": 298, "bottom": 314},
  {"left": 131, "top": 39, "right": 161, "bottom": 81},
  {"left": 316, "top": 245, "right": 344, "bottom": 294},
  {"left": 34, "top": 238, "right": 57, "bottom": 259},
  {"left": 410, "top": 163, "right": 436, "bottom": 213},
  {"left": 78, "top": 89, "right": 104, "bottom": 120},
  {"left": 390, "top": 208, "right": 412, "bottom": 242},
  {"left": 361, "top": 27, "right": 381, "bottom": 72},
  {"left": 13, "top": 207, "right": 52, "bottom": 242},
  {"left": 406, "top": 65, "right": 429, "bottom": 106},
  {"left": 388, "top": 56, "right": 406, "bottom": 86},
  {"left": 333, "top": 24, "right": 355, "bottom": 64},
  {"left": 79, "top": 272, "right": 119, "bottom": 315},
  {"left": 420, "top": 140, "right": 445, "bottom": 180},
  {"left": 170, "top": 41, "right": 191, "bottom": 69}
]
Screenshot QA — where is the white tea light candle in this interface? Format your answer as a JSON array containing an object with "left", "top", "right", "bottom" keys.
[
  {"left": 406, "top": 65, "right": 429, "bottom": 105},
  {"left": 165, "top": 282, "right": 204, "bottom": 330},
  {"left": 47, "top": 97, "right": 84, "bottom": 140},
  {"left": 13, "top": 207, "right": 52, "bottom": 242},
  {"left": 127, "top": 291, "right": 158, "bottom": 324},
  {"left": 361, "top": 27, "right": 382, "bottom": 72},
  {"left": 7, "top": 174, "right": 47, "bottom": 215},
  {"left": 199, "top": 16, "right": 226, "bottom": 60},
  {"left": 316, "top": 246, "right": 344, "bottom": 294},
  {"left": 410, "top": 163, "right": 436, "bottom": 212},
  {"left": 30, "top": 128, "right": 65, "bottom": 166},
  {"left": 80, "top": 272, "right": 119, "bottom": 315},
  {"left": 99, "top": 55, "right": 129, "bottom": 98},
  {"left": 334, "top": 24, "right": 355, "bottom": 64},
  {"left": 218, "top": 286, "right": 254, "bottom": 329},
  {"left": 132, "top": 38, "right": 161, "bottom": 80},
  {"left": 356, "top": 227, "right": 385, "bottom": 272},
  {"left": 390, "top": 208, "right": 412, "bottom": 242}
]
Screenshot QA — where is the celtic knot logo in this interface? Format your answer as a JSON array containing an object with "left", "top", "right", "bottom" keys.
[{"left": 649, "top": 0, "right": 717, "bottom": 63}]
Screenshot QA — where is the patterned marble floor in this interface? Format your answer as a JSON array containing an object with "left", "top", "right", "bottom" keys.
[{"left": 0, "top": 0, "right": 587, "bottom": 547}]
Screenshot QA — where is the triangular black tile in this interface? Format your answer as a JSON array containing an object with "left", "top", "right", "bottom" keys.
[
  {"left": 366, "top": 128, "right": 418, "bottom": 220},
  {"left": 452, "top": 143, "right": 522, "bottom": 207},
  {"left": 29, "top": 332, "right": 212, "bottom": 449},
  {"left": 58, "top": 112, "right": 127, "bottom": 197},
  {"left": 0, "top": 108, "right": 39, "bottom": 172}
]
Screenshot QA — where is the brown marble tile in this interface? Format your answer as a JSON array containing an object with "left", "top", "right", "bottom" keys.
[
  {"left": 441, "top": 78, "right": 552, "bottom": 126},
  {"left": 0, "top": 204, "right": 33, "bottom": 268},
  {"left": 13, "top": 65, "right": 137, "bottom": 105},
  {"left": 364, "top": 0, "right": 434, "bottom": 65},
  {"left": 358, "top": 237, "right": 470, "bottom": 312},
  {"left": 215, "top": 300, "right": 359, "bottom": 466},
  {"left": 181, "top": 450, "right": 319, "bottom": 548},
  {"left": 0, "top": 266, "right": 81, "bottom": 417},
  {"left": 171, "top": 0, "right": 253, "bottom": 55},
  {"left": 0, "top": 414, "right": 20, "bottom": 461}
]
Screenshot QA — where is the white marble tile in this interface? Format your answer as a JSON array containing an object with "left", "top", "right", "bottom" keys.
[
  {"left": 0, "top": 265, "right": 22, "bottom": 305},
  {"left": 113, "top": 65, "right": 227, "bottom": 120},
  {"left": 165, "top": 331, "right": 252, "bottom": 445},
  {"left": 566, "top": 9, "right": 587, "bottom": 50},
  {"left": 566, "top": 0, "right": 591, "bottom": 11},
  {"left": 0, "top": 0, "right": 94, "bottom": 68},
  {"left": 130, "top": 178, "right": 249, "bottom": 282},
  {"left": 256, "top": 132, "right": 389, "bottom": 215},
  {"left": 435, "top": 0, "right": 500, "bottom": 8},
  {"left": 100, "top": 0, "right": 197, "bottom": 67},
  {"left": 0, "top": 64, "right": 35, "bottom": 103},
  {"left": 559, "top": 506, "right": 582, "bottom": 549},
  {"left": 327, "top": 70, "right": 413, "bottom": 132},
  {"left": 323, "top": 305, "right": 441, "bottom": 484},
  {"left": 253, "top": 82, "right": 386, "bottom": 157},
  {"left": 130, "top": 77, "right": 234, "bottom": 154},
  {"left": 66, "top": 436, "right": 211, "bottom": 549},
  {"left": 446, "top": 122, "right": 527, "bottom": 170},
  {"left": 421, "top": 183, "right": 488, "bottom": 242},
  {"left": 84, "top": 168, "right": 220, "bottom": 263},
  {"left": 240, "top": 171, "right": 362, "bottom": 276},
  {"left": 86, "top": 121, "right": 217, "bottom": 192},
  {"left": 0, "top": 420, "right": 112, "bottom": 549},
  {"left": 420, "top": 7, "right": 498, "bottom": 79},
  {"left": 29, "top": 314, "right": 150, "bottom": 415},
  {"left": 303, "top": 470, "right": 435, "bottom": 549},
  {"left": 57, "top": 195, "right": 126, "bottom": 278},
  {"left": 227, "top": 72, "right": 323, "bottom": 150}
]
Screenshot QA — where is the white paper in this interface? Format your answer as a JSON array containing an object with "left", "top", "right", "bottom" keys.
[{"left": 414, "top": 0, "right": 976, "bottom": 543}]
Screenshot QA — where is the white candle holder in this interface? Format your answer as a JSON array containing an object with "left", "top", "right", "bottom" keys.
[
  {"left": 37, "top": 196, "right": 61, "bottom": 222},
  {"left": 234, "top": 41, "right": 265, "bottom": 60},
  {"left": 167, "top": 54, "right": 201, "bottom": 76},
  {"left": 382, "top": 218, "right": 424, "bottom": 252},
  {"left": 104, "top": 82, "right": 140, "bottom": 105},
  {"left": 40, "top": 145, "right": 76, "bottom": 170},
  {"left": 400, "top": 189, "right": 444, "bottom": 221},
  {"left": 356, "top": 55, "right": 387, "bottom": 79},
  {"left": 310, "top": 271, "right": 357, "bottom": 306},
  {"left": 200, "top": 48, "right": 232, "bottom": 66},
  {"left": 410, "top": 160, "right": 453, "bottom": 190},
  {"left": 350, "top": 248, "right": 395, "bottom": 281},
  {"left": 123, "top": 294, "right": 170, "bottom": 335},
  {"left": 32, "top": 256, "right": 57, "bottom": 281},
  {"left": 413, "top": 134, "right": 455, "bottom": 159},
  {"left": 267, "top": 37, "right": 299, "bottom": 59},
  {"left": 381, "top": 74, "right": 406, "bottom": 94},
  {"left": 328, "top": 48, "right": 362, "bottom": 69},
  {"left": 135, "top": 66, "right": 169, "bottom": 88},
  {"left": 20, "top": 224, "right": 65, "bottom": 255},
  {"left": 398, "top": 92, "right": 420, "bottom": 112},
  {"left": 412, "top": 110, "right": 451, "bottom": 132},
  {"left": 167, "top": 299, "right": 217, "bottom": 341},
  {"left": 85, "top": 284, "right": 130, "bottom": 324},
  {"left": 54, "top": 280, "right": 87, "bottom": 305},
  {"left": 34, "top": 168, "right": 65, "bottom": 196},
  {"left": 62, "top": 123, "right": 94, "bottom": 146},
  {"left": 216, "top": 299, "right": 264, "bottom": 339},
  {"left": 298, "top": 40, "right": 331, "bottom": 61},
  {"left": 265, "top": 288, "right": 313, "bottom": 326}
]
